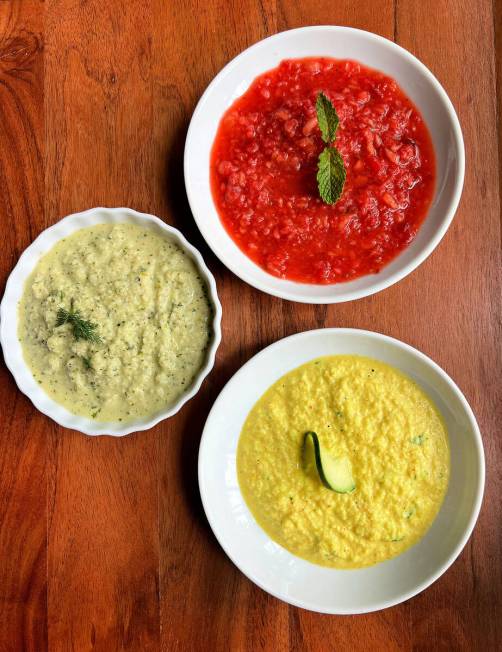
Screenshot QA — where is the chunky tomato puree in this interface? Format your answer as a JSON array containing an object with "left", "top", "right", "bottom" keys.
[{"left": 210, "top": 58, "right": 436, "bottom": 284}]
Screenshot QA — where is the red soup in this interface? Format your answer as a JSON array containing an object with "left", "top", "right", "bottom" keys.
[{"left": 210, "top": 58, "right": 436, "bottom": 284}]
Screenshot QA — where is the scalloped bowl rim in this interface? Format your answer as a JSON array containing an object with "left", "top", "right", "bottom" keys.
[{"left": 0, "top": 207, "right": 222, "bottom": 436}]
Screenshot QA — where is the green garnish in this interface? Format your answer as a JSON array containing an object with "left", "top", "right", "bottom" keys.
[
  {"left": 315, "top": 92, "right": 346, "bottom": 205},
  {"left": 82, "top": 356, "right": 93, "bottom": 370},
  {"left": 316, "top": 92, "right": 340, "bottom": 143},
  {"left": 317, "top": 148, "right": 346, "bottom": 206},
  {"left": 56, "top": 299, "right": 102, "bottom": 344},
  {"left": 302, "top": 431, "right": 355, "bottom": 493}
]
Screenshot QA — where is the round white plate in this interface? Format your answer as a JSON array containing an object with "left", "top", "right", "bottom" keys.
[
  {"left": 198, "top": 329, "right": 484, "bottom": 614},
  {"left": 185, "top": 26, "right": 465, "bottom": 303},
  {"left": 0, "top": 207, "right": 222, "bottom": 436}
]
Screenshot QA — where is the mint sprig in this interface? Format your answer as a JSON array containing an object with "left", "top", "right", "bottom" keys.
[
  {"left": 317, "top": 148, "right": 346, "bottom": 206},
  {"left": 316, "top": 92, "right": 339, "bottom": 143},
  {"left": 315, "top": 92, "right": 346, "bottom": 205}
]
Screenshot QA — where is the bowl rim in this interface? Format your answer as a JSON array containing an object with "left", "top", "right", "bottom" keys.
[
  {"left": 184, "top": 25, "right": 466, "bottom": 304},
  {"left": 0, "top": 206, "right": 222, "bottom": 436},
  {"left": 198, "top": 327, "right": 485, "bottom": 614}
]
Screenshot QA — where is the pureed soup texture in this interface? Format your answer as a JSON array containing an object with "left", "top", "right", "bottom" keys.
[
  {"left": 237, "top": 356, "right": 450, "bottom": 569},
  {"left": 211, "top": 58, "right": 436, "bottom": 284},
  {"left": 18, "top": 224, "right": 212, "bottom": 422}
]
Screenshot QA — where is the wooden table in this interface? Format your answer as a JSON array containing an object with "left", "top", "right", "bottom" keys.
[{"left": 1, "top": 1, "right": 500, "bottom": 650}]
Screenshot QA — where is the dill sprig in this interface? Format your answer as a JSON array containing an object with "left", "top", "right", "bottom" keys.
[{"left": 56, "top": 299, "right": 102, "bottom": 344}]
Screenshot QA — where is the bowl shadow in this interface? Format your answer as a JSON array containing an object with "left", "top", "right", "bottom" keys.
[
  {"left": 164, "top": 118, "right": 261, "bottom": 551},
  {"left": 176, "top": 342, "right": 256, "bottom": 554}
]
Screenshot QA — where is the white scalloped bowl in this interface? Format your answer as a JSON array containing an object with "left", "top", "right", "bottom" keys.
[
  {"left": 185, "top": 26, "right": 465, "bottom": 303},
  {"left": 0, "top": 207, "right": 222, "bottom": 436}
]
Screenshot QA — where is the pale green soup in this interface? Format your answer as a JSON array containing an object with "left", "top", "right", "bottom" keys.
[{"left": 18, "top": 223, "right": 212, "bottom": 422}]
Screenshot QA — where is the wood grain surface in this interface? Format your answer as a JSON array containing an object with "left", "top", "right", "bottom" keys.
[{"left": 0, "top": 1, "right": 500, "bottom": 650}]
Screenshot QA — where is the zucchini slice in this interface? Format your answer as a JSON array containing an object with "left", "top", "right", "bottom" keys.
[{"left": 302, "top": 431, "right": 355, "bottom": 493}]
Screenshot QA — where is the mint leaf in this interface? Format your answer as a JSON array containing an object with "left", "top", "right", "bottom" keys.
[
  {"left": 315, "top": 92, "right": 346, "bottom": 205},
  {"left": 316, "top": 92, "right": 339, "bottom": 143},
  {"left": 317, "top": 147, "right": 346, "bottom": 205}
]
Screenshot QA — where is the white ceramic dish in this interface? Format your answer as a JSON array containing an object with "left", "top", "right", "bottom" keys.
[
  {"left": 185, "top": 26, "right": 465, "bottom": 304},
  {"left": 198, "top": 328, "right": 484, "bottom": 614},
  {"left": 0, "top": 207, "right": 222, "bottom": 436}
]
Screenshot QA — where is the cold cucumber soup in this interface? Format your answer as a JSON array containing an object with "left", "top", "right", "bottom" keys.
[
  {"left": 237, "top": 355, "right": 450, "bottom": 569},
  {"left": 18, "top": 223, "right": 212, "bottom": 422}
]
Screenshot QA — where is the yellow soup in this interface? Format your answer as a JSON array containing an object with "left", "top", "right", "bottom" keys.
[
  {"left": 237, "top": 355, "right": 450, "bottom": 569},
  {"left": 18, "top": 224, "right": 212, "bottom": 422}
]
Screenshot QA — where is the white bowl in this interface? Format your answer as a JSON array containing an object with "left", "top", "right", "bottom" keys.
[
  {"left": 185, "top": 26, "right": 465, "bottom": 303},
  {"left": 0, "top": 207, "right": 222, "bottom": 436},
  {"left": 198, "top": 328, "right": 484, "bottom": 614}
]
